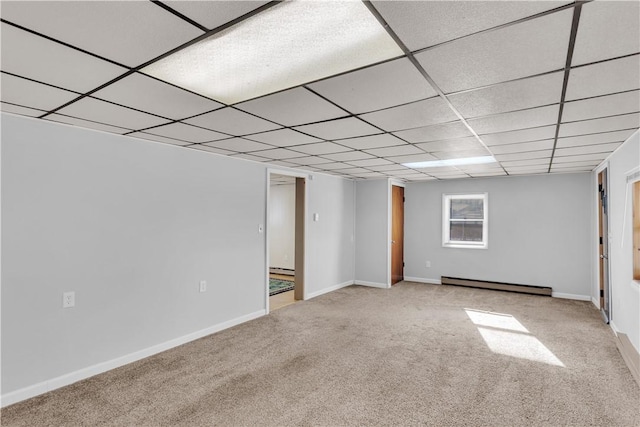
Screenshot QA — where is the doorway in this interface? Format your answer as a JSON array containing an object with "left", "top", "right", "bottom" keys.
[
  {"left": 391, "top": 185, "right": 405, "bottom": 285},
  {"left": 597, "top": 168, "right": 611, "bottom": 323}
]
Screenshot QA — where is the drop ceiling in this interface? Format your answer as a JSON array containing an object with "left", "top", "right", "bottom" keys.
[{"left": 1, "top": 0, "right": 639, "bottom": 181}]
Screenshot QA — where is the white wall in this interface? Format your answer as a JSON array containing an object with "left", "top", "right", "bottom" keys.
[
  {"left": 404, "top": 173, "right": 592, "bottom": 298},
  {"left": 599, "top": 131, "right": 640, "bottom": 353},
  {"left": 1, "top": 113, "right": 355, "bottom": 400},
  {"left": 268, "top": 183, "right": 295, "bottom": 270},
  {"left": 355, "top": 179, "right": 389, "bottom": 287}
]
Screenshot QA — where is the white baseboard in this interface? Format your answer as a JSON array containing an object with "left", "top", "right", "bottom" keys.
[
  {"left": 305, "top": 280, "right": 353, "bottom": 299},
  {"left": 614, "top": 331, "right": 640, "bottom": 387},
  {"left": 0, "top": 309, "right": 266, "bottom": 408},
  {"left": 404, "top": 276, "right": 441, "bottom": 285},
  {"left": 354, "top": 280, "right": 389, "bottom": 289},
  {"left": 551, "top": 292, "right": 591, "bottom": 301},
  {"left": 591, "top": 296, "right": 600, "bottom": 308}
]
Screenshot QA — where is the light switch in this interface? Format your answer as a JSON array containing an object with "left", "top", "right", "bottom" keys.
[{"left": 313, "top": 213, "right": 319, "bottom": 222}]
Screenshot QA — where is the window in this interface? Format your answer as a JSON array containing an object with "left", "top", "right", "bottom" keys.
[{"left": 443, "top": 193, "right": 488, "bottom": 249}]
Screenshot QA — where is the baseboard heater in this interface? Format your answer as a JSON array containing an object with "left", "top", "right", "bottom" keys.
[
  {"left": 441, "top": 276, "right": 552, "bottom": 296},
  {"left": 269, "top": 267, "right": 295, "bottom": 276}
]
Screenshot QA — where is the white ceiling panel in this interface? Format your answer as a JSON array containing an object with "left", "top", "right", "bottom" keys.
[
  {"left": 481, "top": 125, "right": 557, "bottom": 146},
  {"left": 392, "top": 121, "right": 473, "bottom": 143},
  {"left": 469, "top": 171, "right": 508, "bottom": 177},
  {"left": 185, "top": 108, "right": 281, "bottom": 135},
  {"left": 360, "top": 97, "right": 458, "bottom": 131},
  {"left": 334, "top": 167, "right": 371, "bottom": 175},
  {"left": 236, "top": 87, "right": 346, "bottom": 126},
  {"left": 449, "top": 71, "right": 563, "bottom": 119},
  {"left": 1, "top": 102, "right": 46, "bottom": 118},
  {"left": 289, "top": 142, "right": 351, "bottom": 156},
  {"left": 231, "top": 153, "right": 271, "bottom": 162},
  {"left": 308, "top": 58, "right": 436, "bottom": 114},
  {"left": 294, "top": 117, "right": 380, "bottom": 140},
  {"left": 489, "top": 140, "right": 554, "bottom": 155},
  {"left": 346, "top": 158, "right": 394, "bottom": 167},
  {"left": 549, "top": 160, "right": 600, "bottom": 169},
  {"left": 189, "top": 145, "right": 236, "bottom": 155},
  {"left": 566, "top": 56, "right": 640, "bottom": 101},
  {"left": 56, "top": 97, "right": 169, "bottom": 130},
  {"left": 286, "top": 156, "right": 336, "bottom": 166},
  {"left": 1, "top": 73, "right": 79, "bottom": 111},
  {"left": 501, "top": 158, "right": 552, "bottom": 167},
  {"left": 559, "top": 114, "right": 640, "bottom": 137},
  {"left": 245, "top": 129, "right": 321, "bottom": 147},
  {"left": 562, "top": 91, "right": 640, "bottom": 122},
  {"left": 572, "top": 1, "right": 640, "bottom": 66},
  {"left": 508, "top": 170, "right": 548, "bottom": 175},
  {"left": 0, "top": 1, "right": 203, "bottom": 67},
  {"left": 145, "top": 123, "right": 228, "bottom": 144},
  {"left": 385, "top": 153, "right": 438, "bottom": 163},
  {"left": 372, "top": 1, "right": 569, "bottom": 51},
  {"left": 416, "top": 9, "right": 572, "bottom": 93},
  {"left": 128, "top": 132, "right": 190, "bottom": 146},
  {"left": 468, "top": 105, "right": 559, "bottom": 134},
  {"left": 337, "top": 134, "right": 405, "bottom": 150},
  {"left": 164, "top": 1, "right": 269, "bottom": 30},
  {"left": 556, "top": 130, "right": 635, "bottom": 148},
  {"left": 1, "top": 23, "right": 127, "bottom": 93},
  {"left": 249, "top": 148, "right": 304, "bottom": 159},
  {"left": 554, "top": 143, "right": 621, "bottom": 157},
  {"left": 506, "top": 165, "right": 549, "bottom": 173},
  {"left": 495, "top": 150, "right": 552, "bottom": 162},
  {"left": 321, "top": 151, "right": 375, "bottom": 162},
  {"left": 310, "top": 162, "right": 352, "bottom": 170},
  {"left": 434, "top": 149, "right": 492, "bottom": 160},
  {"left": 416, "top": 137, "right": 483, "bottom": 153},
  {"left": 351, "top": 172, "right": 388, "bottom": 178},
  {"left": 203, "top": 138, "right": 273, "bottom": 152},
  {"left": 552, "top": 152, "right": 609, "bottom": 163},
  {"left": 46, "top": 114, "right": 131, "bottom": 135},
  {"left": 95, "top": 73, "right": 223, "bottom": 120},
  {"left": 364, "top": 144, "right": 424, "bottom": 157},
  {"left": 367, "top": 164, "right": 407, "bottom": 172},
  {"left": 550, "top": 166, "right": 594, "bottom": 173}
]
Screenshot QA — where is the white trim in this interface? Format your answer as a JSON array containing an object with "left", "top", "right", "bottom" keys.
[
  {"left": 305, "top": 280, "right": 353, "bottom": 299},
  {"left": 610, "top": 320, "right": 620, "bottom": 335},
  {"left": 354, "top": 280, "right": 390, "bottom": 289},
  {"left": 387, "top": 179, "right": 392, "bottom": 287},
  {"left": 591, "top": 296, "right": 600, "bottom": 309},
  {"left": 0, "top": 309, "right": 266, "bottom": 408},
  {"left": 551, "top": 292, "right": 592, "bottom": 301},
  {"left": 442, "top": 192, "right": 488, "bottom": 249},
  {"left": 404, "top": 276, "right": 442, "bottom": 285}
]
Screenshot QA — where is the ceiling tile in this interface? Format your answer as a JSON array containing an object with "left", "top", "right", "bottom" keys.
[
  {"left": 364, "top": 144, "right": 424, "bottom": 157},
  {"left": 481, "top": 125, "right": 557, "bottom": 146},
  {"left": 550, "top": 166, "right": 594, "bottom": 173},
  {"left": 286, "top": 156, "right": 336, "bottom": 166},
  {"left": 468, "top": 105, "right": 559, "bottom": 134},
  {"left": 294, "top": 117, "right": 380, "bottom": 140},
  {"left": 334, "top": 167, "right": 372, "bottom": 175},
  {"left": 248, "top": 148, "right": 303, "bottom": 159},
  {"left": 489, "top": 140, "right": 554, "bottom": 155},
  {"left": 1, "top": 73, "right": 79, "bottom": 111},
  {"left": 312, "top": 162, "right": 352, "bottom": 170},
  {"left": 495, "top": 150, "right": 552, "bottom": 161},
  {"left": 507, "top": 170, "right": 548, "bottom": 176},
  {"left": 360, "top": 97, "right": 458, "bottom": 131},
  {"left": 416, "top": 137, "right": 482, "bottom": 153},
  {"left": 321, "top": 151, "right": 375, "bottom": 162},
  {"left": 566, "top": 56, "right": 640, "bottom": 101},
  {"left": 346, "top": 158, "right": 394, "bottom": 167},
  {"left": 290, "top": 142, "right": 351, "bottom": 156},
  {"left": 231, "top": 153, "right": 271, "bottom": 162},
  {"left": 431, "top": 173, "right": 471, "bottom": 179},
  {"left": 0, "top": 1, "right": 203, "bottom": 67},
  {"left": 434, "top": 148, "right": 492, "bottom": 160},
  {"left": 203, "top": 138, "right": 273, "bottom": 152},
  {"left": 245, "top": 129, "right": 322, "bottom": 147},
  {"left": 392, "top": 121, "right": 473, "bottom": 143},
  {"left": 308, "top": 58, "right": 436, "bottom": 114},
  {"left": 469, "top": 171, "right": 508, "bottom": 178},
  {"left": 562, "top": 91, "right": 640, "bottom": 122},
  {"left": 236, "top": 87, "right": 346, "bottom": 126},
  {"left": 189, "top": 145, "right": 236, "bottom": 155},
  {"left": 95, "top": 73, "right": 223, "bottom": 120},
  {"left": 351, "top": 171, "right": 388, "bottom": 178},
  {"left": 184, "top": 108, "right": 281, "bottom": 135},
  {"left": 164, "top": 1, "right": 269, "bottom": 30},
  {"left": 372, "top": 1, "right": 570, "bottom": 51},
  {"left": 367, "top": 164, "right": 407, "bottom": 172},
  {"left": 449, "top": 71, "right": 563, "bottom": 119},
  {"left": 502, "top": 158, "right": 552, "bottom": 167},
  {"left": 559, "top": 114, "right": 640, "bottom": 137},
  {"left": 572, "top": 1, "right": 640, "bottom": 66},
  {"left": 416, "top": 9, "right": 572, "bottom": 93},
  {"left": 128, "top": 132, "right": 190, "bottom": 146},
  {"left": 145, "top": 123, "right": 228, "bottom": 143},
  {"left": 56, "top": 97, "right": 169, "bottom": 130},
  {"left": 549, "top": 160, "right": 600, "bottom": 169},
  {"left": 1, "top": 23, "right": 127, "bottom": 93},
  {"left": 554, "top": 143, "right": 621, "bottom": 157},
  {"left": 385, "top": 153, "right": 438, "bottom": 163},
  {"left": 556, "top": 130, "right": 635, "bottom": 148},
  {"left": 552, "top": 152, "right": 609, "bottom": 163},
  {"left": 46, "top": 114, "right": 132, "bottom": 134},
  {"left": 337, "top": 134, "right": 406, "bottom": 150},
  {"left": 1, "top": 102, "right": 46, "bottom": 118}
]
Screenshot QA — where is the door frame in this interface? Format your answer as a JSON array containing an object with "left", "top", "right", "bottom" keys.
[
  {"left": 266, "top": 169, "right": 308, "bottom": 314},
  {"left": 387, "top": 180, "right": 405, "bottom": 287},
  {"left": 594, "top": 162, "right": 611, "bottom": 322}
]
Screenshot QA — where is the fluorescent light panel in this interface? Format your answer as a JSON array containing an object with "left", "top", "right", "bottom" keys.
[
  {"left": 142, "top": 1, "right": 403, "bottom": 104},
  {"left": 403, "top": 156, "right": 497, "bottom": 169}
]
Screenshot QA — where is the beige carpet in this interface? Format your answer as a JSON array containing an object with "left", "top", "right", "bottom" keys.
[{"left": 2, "top": 282, "right": 639, "bottom": 426}]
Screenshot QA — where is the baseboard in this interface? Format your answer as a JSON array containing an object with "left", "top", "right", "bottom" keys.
[
  {"left": 614, "top": 332, "right": 640, "bottom": 387},
  {"left": 551, "top": 292, "right": 592, "bottom": 301},
  {"left": 354, "top": 280, "right": 389, "bottom": 289},
  {"left": 305, "top": 280, "right": 353, "bottom": 299},
  {"left": 0, "top": 309, "right": 266, "bottom": 408},
  {"left": 591, "top": 296, "right": 600, "bottom": 308},
  {"left": 404, "top": 276, "right": 441, "bottom": 285}
]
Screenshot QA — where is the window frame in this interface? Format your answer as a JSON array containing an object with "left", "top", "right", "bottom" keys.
[{"left": 442, "top": 193, "right": 489, "bottom": 249}]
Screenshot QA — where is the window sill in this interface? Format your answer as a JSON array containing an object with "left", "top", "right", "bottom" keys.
[{"left": 443, "top": 243, "right": 488, "bottom": 250}]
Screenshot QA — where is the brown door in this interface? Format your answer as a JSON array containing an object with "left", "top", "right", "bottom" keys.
[
  {"left": 391, "top": 185, "right": 404, "bottom": 285},
  {"left": 597, "top": 169, "right": 610, "bottom": 323}
]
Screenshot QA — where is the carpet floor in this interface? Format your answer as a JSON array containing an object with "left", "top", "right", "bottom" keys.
[{"left": 2, "top": 282, "right": 639, "bottom": 426}]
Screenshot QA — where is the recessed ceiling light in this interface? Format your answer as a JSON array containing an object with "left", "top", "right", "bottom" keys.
[
  {"left": 403, "top": 156, "right": 497, "bottom": 169},
  {"left": 142, "top": 1, "right": 403, "bottom": 105}
]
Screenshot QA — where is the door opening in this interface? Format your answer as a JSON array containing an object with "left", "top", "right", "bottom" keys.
[
  {"left": 597, "top": 168, "right": 611, "bottom": 324},
  {"left": 391, "top": 185, "right": 405, "bottom": 285}
]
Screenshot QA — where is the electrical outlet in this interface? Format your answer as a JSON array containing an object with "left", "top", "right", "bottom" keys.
[
  {"left": 426, "top": 261, "right": 431, "bottom": 268},
  {"left": 199, "top": 281, "right": 207, "bottom": 293},
  {"left": 63, "top": 291, "right": 75, "bottom": 308}
]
